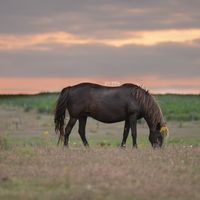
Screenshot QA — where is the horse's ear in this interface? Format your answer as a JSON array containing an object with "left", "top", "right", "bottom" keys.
[{"left": 156, "top": 123, "right": 161, "bottom": 130}]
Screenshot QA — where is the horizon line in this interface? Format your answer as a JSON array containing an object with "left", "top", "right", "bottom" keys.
[
  {"left": 0, "top": 89, "right": 199, "bottom": 96},
  {"left": 0, "top": 77, "right": 200, "bottom": 95}
]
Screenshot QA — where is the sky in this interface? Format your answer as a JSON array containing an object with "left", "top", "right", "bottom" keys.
[{"left": 0, "top": 0, "right": 200, "bottom": 94}]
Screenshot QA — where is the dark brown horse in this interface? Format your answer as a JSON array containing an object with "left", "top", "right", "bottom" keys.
[{"left": 54, "top": 83, "right": 168, "bottom": 148}]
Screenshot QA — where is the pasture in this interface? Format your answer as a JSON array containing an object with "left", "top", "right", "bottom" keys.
[{"left": 0, "top": 93, "right": 200, "bottom": 200}]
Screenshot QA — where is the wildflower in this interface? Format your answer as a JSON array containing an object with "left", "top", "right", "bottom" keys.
[{"left": 43, "top": 131, "right": 49, "bottom": 136}]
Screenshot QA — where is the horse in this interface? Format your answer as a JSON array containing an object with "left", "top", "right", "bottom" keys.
[{"left": 54, "top": 83, "right": 168, "bottom": 148}]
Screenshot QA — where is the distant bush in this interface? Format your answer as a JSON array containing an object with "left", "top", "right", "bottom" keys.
[
  {"left": 155, "top": 94, "right": 200, "bottom": 121},
  {"left": 0, "top": 93, "right": 58, "bottom": 114}
]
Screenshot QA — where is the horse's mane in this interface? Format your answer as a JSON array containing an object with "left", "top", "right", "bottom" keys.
[{"left": 132, "top": 85, "right": 164, "bottom": 126}]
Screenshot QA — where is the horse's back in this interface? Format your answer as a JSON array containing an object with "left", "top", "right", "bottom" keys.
[{"left": 69, "top": 82, "right": 136, "bottom": 104}]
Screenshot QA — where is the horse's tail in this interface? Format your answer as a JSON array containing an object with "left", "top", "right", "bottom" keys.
[{"left": 54, "top": 87, "right": 71, "bottom": 145}]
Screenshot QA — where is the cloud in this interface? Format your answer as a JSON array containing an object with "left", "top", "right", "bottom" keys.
[
  {"left": 1, "top": 1, "right": 200, "bottom": 48},
  {"left": 0, "top": 42, "right": 200, "bottom": 79},
  {"left": 1, "top": 29, "right": 200, "bottom": 50},
  {"left": 0, "top": 0, "right": 200, "bottom": 93},
  {"left": 0, "top": 0, "right": 200, "bottom": 35},
  {"left": 0, "top": 32, "right": 94, "bottom": 50}
]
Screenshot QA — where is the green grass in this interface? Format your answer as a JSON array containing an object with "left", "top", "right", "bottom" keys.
[
  {"left": 0, "top": 176, "right": 71, "bottom": 199},
  {"left": 0, "top": 135, "right": 57, "bottom": 150},
  {"left": 0, "top": 93, "right": 200, "bottom": 121},
  {"left": 1, "top": 131, "right": 199, "bottom": 151}
]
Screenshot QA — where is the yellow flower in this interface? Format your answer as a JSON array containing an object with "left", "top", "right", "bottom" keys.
[
  {"left": 160, "top": 126, "right": 168, "bottom": 136},
  {"left": 43, "top": 131, "right": 49, "bottom": 136}
]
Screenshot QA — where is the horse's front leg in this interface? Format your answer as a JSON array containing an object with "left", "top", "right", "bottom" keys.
[
  {"left": 129, "top": 115, "right": 138, "bottom": 148},
  {"left": 78, "top": 116, "right": 89, "bottom": 147},
  {"left": 120, "top": 120, "right": 130, "bottom": 148}
]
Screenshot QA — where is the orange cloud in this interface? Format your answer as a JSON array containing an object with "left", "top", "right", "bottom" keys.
[
  {"left": 0, "top": 32, "right": 93, "bottom": 50},
  {"left": 0, "top": 29, "right": 200, "bottom": 50},
  {"left": 105, "top": 29, "right": 200, "bottom": 47}
]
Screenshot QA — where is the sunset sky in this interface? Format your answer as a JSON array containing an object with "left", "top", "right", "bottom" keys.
[{"left": 0, "top": 0, "right": 200, "bottom": 94}]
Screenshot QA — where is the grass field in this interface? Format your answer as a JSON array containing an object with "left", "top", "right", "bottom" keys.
[
  {"left": 1, "top": 144, "right": 200, "bottom": 200},
  {"left": 0, "top": 93, "right": 200, "bottom": 200}
]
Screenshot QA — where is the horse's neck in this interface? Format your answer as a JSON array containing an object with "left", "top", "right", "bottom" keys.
[
  {"left": 134, "top": 89, "right": 164, "bottom": 131},
  {"left": 144, "top": 115, "right": 155, "bottom": 131},
  {"left": 143, "top": 105, "right": 164, "bottom": 131}
]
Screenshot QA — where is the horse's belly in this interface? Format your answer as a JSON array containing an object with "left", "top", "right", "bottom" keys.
[
  {"left": 89, "top": 108, "right": 126, "bottom": 123},
  {"left": 90, "top": 114, "right": 125, "bottom": 123}
]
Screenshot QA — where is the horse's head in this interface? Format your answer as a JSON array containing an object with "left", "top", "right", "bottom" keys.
[{"left": 149, "top": 123, "right": 168, "bottom": 148}]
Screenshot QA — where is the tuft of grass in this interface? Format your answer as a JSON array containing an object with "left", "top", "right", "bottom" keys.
[
  {"left": 0, "top": 135, "right": 11, "bottom": 150},
  {"left": 98, "top": 140, "right": 111, "bottom": 147}
]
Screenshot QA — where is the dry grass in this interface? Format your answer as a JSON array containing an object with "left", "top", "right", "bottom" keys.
[
  {"left": 0, "top": 145, "right": 200, "bottom": 200},
  {"left": 0, "top": 105, "right": 200, "bottom": 200}
]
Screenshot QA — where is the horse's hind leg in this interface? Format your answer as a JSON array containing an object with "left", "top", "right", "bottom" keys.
[
  {"left": 78, "top": 116, "right": 89, "bottom": 147},
  {"left": 129, "top": 114, "right": 138, "bottom": 148},
  {"left": 120, "top": 120, "right": 130, "bottom": 148},
  {"left": 64, "top": 117, "right": 77, "bottom": 146}
]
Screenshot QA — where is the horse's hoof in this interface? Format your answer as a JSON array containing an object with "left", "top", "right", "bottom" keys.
[
  {"left": 132, "top": 145, "right": 138, "bottom": 149},
  {"left": 63, "top": 143, "right": 69, "bottom": 148},
  {"left": 120, "top": 144, "right": 126, "bottom": 149}
]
